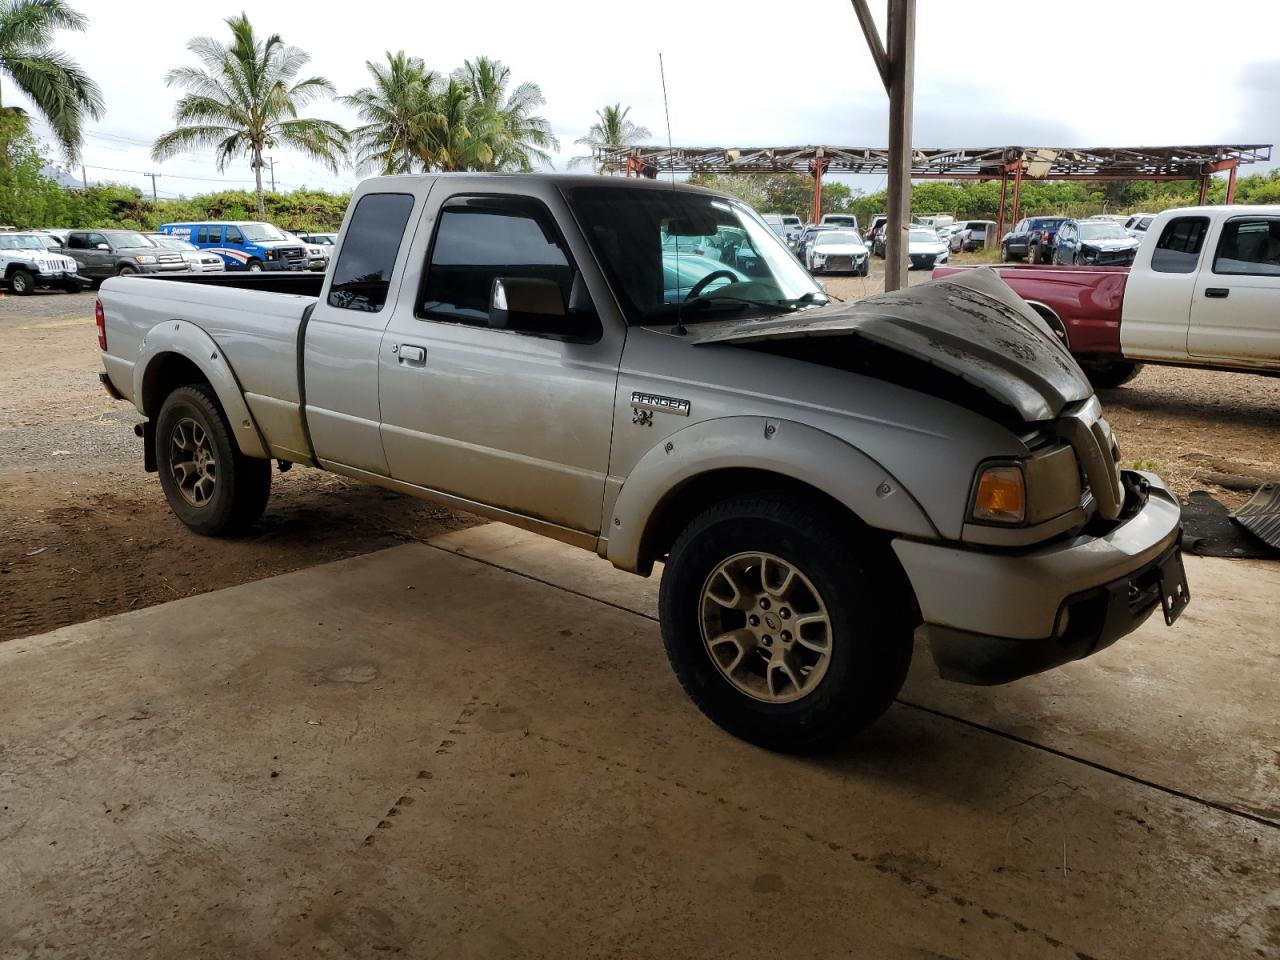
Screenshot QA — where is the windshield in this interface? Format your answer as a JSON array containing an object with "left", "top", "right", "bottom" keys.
[
  {"left": 0, "top": 234, "right": 45, "bottom": 250},
  {"left": 149, "top": 236, "right": 196, "bottom": 251},
  {"left": 815, "top": 231, "right": 862, "bottom": 247},
  {"left": 240, "top": 222, "right": 287, "bottom": 242},
  {"left": 567, "top": 186, "right": 827, "bottom": 325},
  {"left": 108, "top": 232, "right": 153, "bottom": 248},
  {"left": 1080, "top": 222, "right": 1131, "bottom": 241},
  {"left": 909, "top": 229, "right": 938, "bottom": 243}
]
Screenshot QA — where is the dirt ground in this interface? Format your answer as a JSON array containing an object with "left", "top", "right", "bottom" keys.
[{"left": 2, "top": 267, "right": 1277, "bottom": 643}]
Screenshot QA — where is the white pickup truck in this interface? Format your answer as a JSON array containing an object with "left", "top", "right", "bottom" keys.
[{"left": 97, "top": 174, "right": 1189, "bottom": 751}]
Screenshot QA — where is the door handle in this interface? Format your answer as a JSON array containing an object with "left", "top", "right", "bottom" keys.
[
  {"left": 394, "top": 343, "right": 427, "bottom": 365},
  {"left": 1205, "top": 287, "right": 1229, "bottom": 299}
]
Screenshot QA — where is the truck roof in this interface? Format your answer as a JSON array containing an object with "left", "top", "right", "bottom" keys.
[{"left": 355, "top": 172, "right": 726, "bottom": 197}]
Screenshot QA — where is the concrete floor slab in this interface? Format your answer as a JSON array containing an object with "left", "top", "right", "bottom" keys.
[
  {"left": 433, "top": 524, "right": 1280, "bottom": 822},
  {"left": 1, "top": 535, "right": 1277, "bottom": 959}
]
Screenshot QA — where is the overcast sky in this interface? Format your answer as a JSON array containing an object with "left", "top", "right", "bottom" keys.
[{"left": 16, "top": 0, "right": 1280, "bottom": 198}]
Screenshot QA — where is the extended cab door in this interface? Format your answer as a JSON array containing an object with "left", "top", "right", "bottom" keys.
[
  {"left": 1187, "top": 214, "right": 1280, "bottom": 367},
  {"left": 67, "top": 231, "right": 110, "bottom": 277},
  {"left": 377, "top": 184, "right": 626, "bottom": 538},
  {"left": 303, "top": 190, "right": 422, "bottom": 475},
  {"left": 1119, "top": 214, "right": 1210, "bottom": 362}
]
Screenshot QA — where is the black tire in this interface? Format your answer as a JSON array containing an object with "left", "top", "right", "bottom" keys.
[
  {"left": 659, "top": 495, "right": 913, "bottom": 753},
  {"left": 155, "top": 383, "right": 271, "bottom": 536},
  {"left": 247, "top": 259, "right": 263, "bottom": 273},
  {"left": 858, "top": 260, "right": 869, "bottom": 277},
  {"left": 8, "top": 268, "right": 35, "bottom": 295},
  {"left": 1025, "top": 242, "right": 1038, "bottom": 264},
  {"left": 117, "top": 264, "right": 137, "bottom": 276},
  {"left": 1000, "top": 243, "right": 1010, "bottom": 262},
  {"left": 1082, "top": 360, "right": 1143, "bottom": 389}
]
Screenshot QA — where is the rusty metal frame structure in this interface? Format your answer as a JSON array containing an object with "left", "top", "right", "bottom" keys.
[{"left": 608, "top": 143, "right": 1272, "bottom": 237}]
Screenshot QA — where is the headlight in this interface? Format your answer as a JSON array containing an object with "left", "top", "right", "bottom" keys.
[
  {"left": 133, "top": 255, "right": 157, "bottom": 264},
  {"left": 266, "top": 250, "right": 276, "bottom": 258},
  {"left": 971, "top": 464, "right": 1025, "bottom": 524}
]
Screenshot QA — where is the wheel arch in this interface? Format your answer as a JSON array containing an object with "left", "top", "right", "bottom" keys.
[
  {"left": 134, "top": 324, "right": 270, "bottom": 461},
  {"left": 607, "top": 417, "right": 938, "bottom": 576},
  {"left": 1023, "top": 300, "right": 1071, "bottom": 349}
]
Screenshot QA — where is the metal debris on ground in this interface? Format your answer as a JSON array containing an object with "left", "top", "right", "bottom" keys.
[{"left": 1231, "top": 482, "right": 1280, "bottom": 552}]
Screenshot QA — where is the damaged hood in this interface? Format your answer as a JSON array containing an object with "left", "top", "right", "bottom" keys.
[{"left": 682, "top": 267, "right": 1092, "bottom": 422}]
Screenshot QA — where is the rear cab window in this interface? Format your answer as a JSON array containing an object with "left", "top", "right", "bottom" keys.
[
  {"left": 1212, "top": 218, "right": 1280, "bottom": 277},
  {"left": 327, "top": 192, "right": 415, "bottom": 312},
  {"left": 1150, "top": 217, "right": 1209, "bottom": 274}
]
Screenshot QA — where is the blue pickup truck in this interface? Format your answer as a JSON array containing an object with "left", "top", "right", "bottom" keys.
[{"left": 156, "top": 221, "right": 306, "bottom": 272}]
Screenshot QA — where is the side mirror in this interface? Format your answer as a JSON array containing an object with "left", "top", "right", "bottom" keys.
[
  {"left": 490, "top": 277, "right": 565, "bottom": 330},
  {"left": 96, "top": 243, "right": 109, "bottom": 250}
]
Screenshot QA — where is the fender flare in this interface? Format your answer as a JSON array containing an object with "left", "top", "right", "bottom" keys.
[
  {"left": 606, "top": 416, "right": 938, "bottom": 573},
  {"left": 132, "top": 319, "right": 270, "bottom": 460}
]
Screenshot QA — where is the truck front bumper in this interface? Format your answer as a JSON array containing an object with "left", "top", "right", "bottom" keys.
[{"left": 892, "top": 471, "right": 1187, "bottom": 685}]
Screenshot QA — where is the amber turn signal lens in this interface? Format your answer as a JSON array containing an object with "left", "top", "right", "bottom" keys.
[{"left": 973, "top": 465, "right": 1025, "bottom": 523}]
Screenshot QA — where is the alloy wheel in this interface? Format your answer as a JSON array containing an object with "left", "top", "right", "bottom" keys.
[
  {"left": 699, "top": 552, "right": 833, "bottom": 704},
  {"left": 169, "top": 417, "right": 217, "bottom": 507}
]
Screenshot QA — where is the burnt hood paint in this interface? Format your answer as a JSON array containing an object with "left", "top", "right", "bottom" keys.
[{"left": 683, "top": 267, "right": 1093, "bottom": 422}]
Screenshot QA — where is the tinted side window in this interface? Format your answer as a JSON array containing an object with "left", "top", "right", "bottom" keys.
[
  {"left": 67, "top": 234, "right": 86, "bottom": 249},
  {"left": 421, "top": 196, "right": 573, "bottom": 329},
  {"left": 1151, "top": 217, "right": 1209, "bottom": 274},
  {"left": 225, "top": 226, "right": 243, "bottom": 244},
  {"left": 197, "top": 226, "right": 209, "bottom": 243},
  {"left": 1213, "top": 218, "right": 1280, "bottom": 277},
  {"left": 326, "top": 192, "right": 415, "bottom": 313}
]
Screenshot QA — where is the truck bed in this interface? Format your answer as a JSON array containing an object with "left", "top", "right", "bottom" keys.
[
  {"left": 98, "top": 273, "right": 320, "bottom": 462},
  {"left": 933, "top": 263, "right": 1128, "bottom": 359}
]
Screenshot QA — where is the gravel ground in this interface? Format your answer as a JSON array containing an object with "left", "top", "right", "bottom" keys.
[{"left": 2, "top": 268, "right": 1277, "bottom": 642}]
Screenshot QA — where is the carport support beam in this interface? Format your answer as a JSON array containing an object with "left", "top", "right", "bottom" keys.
[
  {"left": 882, "top": 0, "right": 916, "bottom": 292},
  {"left": 1011, "top": 163, "right": 1023, "bottom": 230},
  {"left": 1226, "top": 160, "right": 1238, "bottom": 204},
  {"left": 997, "top": 171, "right": 1008, "bottom": 240}
]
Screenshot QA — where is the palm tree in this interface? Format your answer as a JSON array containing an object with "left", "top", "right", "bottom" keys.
[
  {"left": 453, "top": 56, "right": 558, "bottom": 172},
  {"left": 427, "top": 77, "right": 487, "bottom": 172},
  {"left": 341, "top": 51, "right": 442, "bottom": 175},
  {"left": 151, "top": 13, "right": 347, "bottom": 215},
  {"left": 0, "top": 0, "right": 103, "bottom": 160},
  {"left": 570, "top": 104, "right": 651, "bottom": 173}
]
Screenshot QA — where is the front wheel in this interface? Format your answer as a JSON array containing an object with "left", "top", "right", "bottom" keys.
[
  {"left": 155, "top": 383, "right": 271, "bottom": 535},
  {"left": 247, "top": 259, "right": 264, "bottom": 273},
  {"left": 8, "top": 269, "right": 34, "bottom": 295},
  {"left": 117, "top": 265, "right": 136, "bottom": 276},
  {"left": 659, "top": 495, "right": 913, "bottom": 752}
]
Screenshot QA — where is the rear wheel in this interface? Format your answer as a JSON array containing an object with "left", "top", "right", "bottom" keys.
[
  {"left": 155, "top": 384, "right": 271, "bottom": 535},
  {"left": 1026, "top": 243, "right": 1038, "bottom": 264},
  {"left": 1082, "top": 360, "right": 1142, "bottom": 389},
  {"left": 659, "top": 495, "right": 913, "bottom": 752},
  {"left": 1000, "top": 243, "right": 1010, "bottom": 262},
  {"left": 8, "top": 269, "right": 34, "bottom": 295}
]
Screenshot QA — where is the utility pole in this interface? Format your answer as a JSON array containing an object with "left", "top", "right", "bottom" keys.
[
  {"left": 81, "top": 163, "right": 89, "bottom": 190},
  {"left": 144, "top": 172, "right": 160, "bottom": 199},
  {"left": 852, "top": 0, "right": 916, "bottom": 292},
  {"left": 265, "top": 155, "right": 276, "bottom": 192}
]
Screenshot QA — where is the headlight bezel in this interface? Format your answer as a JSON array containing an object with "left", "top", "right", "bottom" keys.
[{"left": 133, "top": 254, "right": 157, "bottom": 264}]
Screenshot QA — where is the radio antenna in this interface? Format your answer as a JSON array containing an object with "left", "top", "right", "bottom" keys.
[{"left": 659, "top": 53, "right": 687, "bottom": 335}]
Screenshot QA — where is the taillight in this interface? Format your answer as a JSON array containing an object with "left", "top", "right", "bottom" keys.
[
  {"left": 95, "top": 298, "right": 106, "bottom": 350},
  {"left": 1042, "top": 230, "right": 1050, "bottom": 243}
]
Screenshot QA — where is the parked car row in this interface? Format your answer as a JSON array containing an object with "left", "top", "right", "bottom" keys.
[
  {"left": 1, "top": 219, "right": 338, "bottom": 293},
  {"left": 1002, "top": 216, "right": 1141, "bottom": 266}
]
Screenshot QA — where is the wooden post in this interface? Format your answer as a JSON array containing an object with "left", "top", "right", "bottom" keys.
[
  {"left": 883, "top": 0, "right": 916, "bottom": 292},
  {"left": 1198, "top": 175, "right": 1210, "bottom": 205}
]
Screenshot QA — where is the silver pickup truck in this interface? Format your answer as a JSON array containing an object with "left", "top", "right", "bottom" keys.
[{"left": 97, "top": 174, "right": 1190, "bottom": 751}]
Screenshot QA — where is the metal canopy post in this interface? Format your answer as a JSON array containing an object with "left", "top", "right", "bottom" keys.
[
  {"left": 853, "top": 0, "right": 916, "bottom": 292},
  {"left": 1226, "top": 159, "right": 1239, "bottom": 204},
  {"left": 1011, "top": 162, "right": 1024, "bottom": 230},
  {"left": 809, "top": 154, "right": 828, "bottom": 223}
]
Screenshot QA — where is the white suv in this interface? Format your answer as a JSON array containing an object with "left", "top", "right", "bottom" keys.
[{"left": 0, "top": 232, "right": 85, "bottom": 295}]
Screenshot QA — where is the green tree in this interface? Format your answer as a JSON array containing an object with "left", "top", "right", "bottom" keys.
[
  {"left": 151, "top": 13, "right": 348, "bottom": 216},
  {"left": 0, "top": 0, "right": 102, "bottom": 161},
  {"left": 570, "top": 103, "right": 651, "bottom": 172},
  {"left": 341, "top": 51, "right": 441, "bottom": 175},
  {"left": 0, "top": 110, "right": 74, "bottom": 225},
  {"left": 453, "top": 56, "right": 557, "bottom": 172}
]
